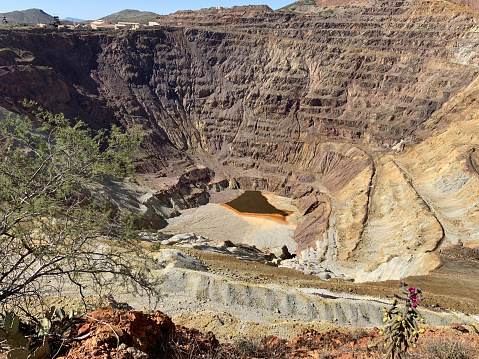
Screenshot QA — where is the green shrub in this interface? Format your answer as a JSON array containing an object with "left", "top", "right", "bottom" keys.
[{"left": 0, "top": 101, "right": 160, "bottom": 315}]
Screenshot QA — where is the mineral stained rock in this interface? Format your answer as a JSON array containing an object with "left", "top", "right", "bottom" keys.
[
  {"left": 61, "top": 308, "right": 479, "bottom": 359},
  {"left": 1, "top": 0, "right": 479, "bottom": 279},
  {"left": 66, "top": 308, "right": 175, "bottom": 359}
]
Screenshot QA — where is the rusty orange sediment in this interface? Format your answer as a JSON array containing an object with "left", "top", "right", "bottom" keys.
[{"left": 219, "top": 203, "right": 293, "bottom": 224}]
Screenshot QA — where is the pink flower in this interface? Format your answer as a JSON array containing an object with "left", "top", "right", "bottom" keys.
[
  {"left": 408, "top": 287, "right": 416, "bottom": 294},
  {"left": 410, "top": 295, "right": 418, "bottom": 308}
]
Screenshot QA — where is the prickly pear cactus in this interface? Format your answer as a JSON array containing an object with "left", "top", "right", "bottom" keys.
[
  {"left": 1, "top": 307, "right": 69, "bottom": 359},
  {"left": 369, "top": 282, "right": 426, "bottom": 359},
  {"left": 44, "top": 306, "right": 55, "bottom": 321},
  {"left": 6, "top": 348, "right": 29, "bottom": 359},
  {"left": 28, "top": 337, "right": 51, "bottom": 359},
  {"left": 0, "top": 312, "right": 29, "bottom": 348},
  {"left": 1, "top": 312, "right": 51, "bottom": 359},
  {"left": 54, "top": 307, "right": 65, "bottom": 320},
  {"left": 35, "top": 318, "right": 51, "bottom": 337},
  {"left": 7, "top": 337, "right": 52, "bottom": 359}
]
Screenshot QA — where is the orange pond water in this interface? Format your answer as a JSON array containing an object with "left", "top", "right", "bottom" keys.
[{"left": 220, "top": 190, "right": 292, "bottom": 223}]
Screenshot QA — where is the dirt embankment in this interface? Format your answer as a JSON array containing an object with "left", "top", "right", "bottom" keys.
[{"left": 10, "top": 307, "right": 478, "bottom": 359}]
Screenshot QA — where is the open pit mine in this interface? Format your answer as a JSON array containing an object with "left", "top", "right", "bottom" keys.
[{"left": 1, "top": 0, "right": 479, "bottom": 337}]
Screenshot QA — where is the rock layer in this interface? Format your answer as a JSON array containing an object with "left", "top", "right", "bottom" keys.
[{"left": 1, "top": 0, "right": 479, "bottom": 279}]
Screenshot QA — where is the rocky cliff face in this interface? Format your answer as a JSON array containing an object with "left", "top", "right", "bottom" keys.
[
  {"left": 448, "top": 0, "right": 479, "bottom": 9},
  {"left": 1, "top": 0, "right": 479, "bottom": 279}
]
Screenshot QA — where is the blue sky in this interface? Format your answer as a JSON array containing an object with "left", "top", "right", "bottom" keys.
[{"left": 1, "top": 1, "right": 294, "bottom": 20}]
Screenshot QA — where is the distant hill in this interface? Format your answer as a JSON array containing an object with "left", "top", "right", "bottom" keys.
[
  {"left": 281, "top": 0, "right": 377, "bottom": 10},
  {"left": 62, "top": 17, "right": 85, "bottom": 23},
  {"left": 100, "top": 9, "right": 159, "bottom": 23},
  {"left": 0, "top": 8, "right": 53, "bottom": 24},
  {"left": 284, "top": 0, "right": 370, "bottom": 5}
]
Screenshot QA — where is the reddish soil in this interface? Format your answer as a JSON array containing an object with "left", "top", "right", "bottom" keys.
[
  {"left": 62, "top": 308, "right": 175, "bottom": 359},
  {"left": 34, "top": 308, "right": 478, "bottom": 359}
]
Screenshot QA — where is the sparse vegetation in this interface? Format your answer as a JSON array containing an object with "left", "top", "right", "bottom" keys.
[
  {"left": 296, "top": 0, "right": 317, "bottom": 5},
  {"left": 100, "top": 9, "right": 160, "bottom": 24},
  {"left": 0, "top": 9, "right": 54, "bottom": 25},
  {"left": 419, "top": 336, "right": 477, "bottom": 359},
  {"left": 370, "top": 282, "right": 425, "bottom": 359},
  {"left": 0, "top": 306, "right": 76, "bottom": 358},
  {"left": 234, "top": 337, "right": 261, "bottom": 357},
  {"left": 0, "top": 101, "right": 160, "bottom": 317}
]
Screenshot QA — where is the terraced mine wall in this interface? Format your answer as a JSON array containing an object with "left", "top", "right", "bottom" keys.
[
  {"left": 1, "top": 0, "right": 479, "bottom": 279},
  {"left": 157, "top": 265, "right": 479, "bottom": 327}
]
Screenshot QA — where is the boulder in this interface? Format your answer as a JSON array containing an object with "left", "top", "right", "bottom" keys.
[
  {"left": 271, "top": 245, "right": 293, "bottom": 260},
  {"left": 66, "top": 307, "right": 174, "bottom": 359}
]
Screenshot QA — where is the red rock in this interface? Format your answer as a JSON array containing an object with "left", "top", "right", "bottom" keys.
[
  {"left": 451, "top": 323, "right": 469, "bottom": 333},
  {"left": 337, "top": 354, "right": 355, "bottom": 359},
  {"left": 77, "top": 323, "right": 91, "bottom": 336},
  {"left": 66, "top": 307, "right": 175, "bottom": 359},
  {"left": 261, "top": 335, "right": 288, "bottom": 351},
  {"left": 54, "top": 309, "right": 479, "bottom": 359}
]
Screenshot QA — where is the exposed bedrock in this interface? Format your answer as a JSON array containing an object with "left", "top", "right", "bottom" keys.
[
  {"left": 1, "top": 0, "right": 479, "bottom": 280},
  {"left": 155, "top": 265, "right": 479, "bottom": 327}
]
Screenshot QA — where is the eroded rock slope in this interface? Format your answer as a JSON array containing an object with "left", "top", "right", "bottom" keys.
[{"left": 1, "top": 0, "right": 479, "bottom": 279}]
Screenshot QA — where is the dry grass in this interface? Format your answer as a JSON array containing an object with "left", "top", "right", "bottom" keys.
[
  {"left": 234, "top": 337, "right": 261, "bottom": 357},
  {"left": 169, "top": 333, "right": 479, "bottom": 359},
  {"left": 415, "top": 335, "right": 479, "bottom": 359}
]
